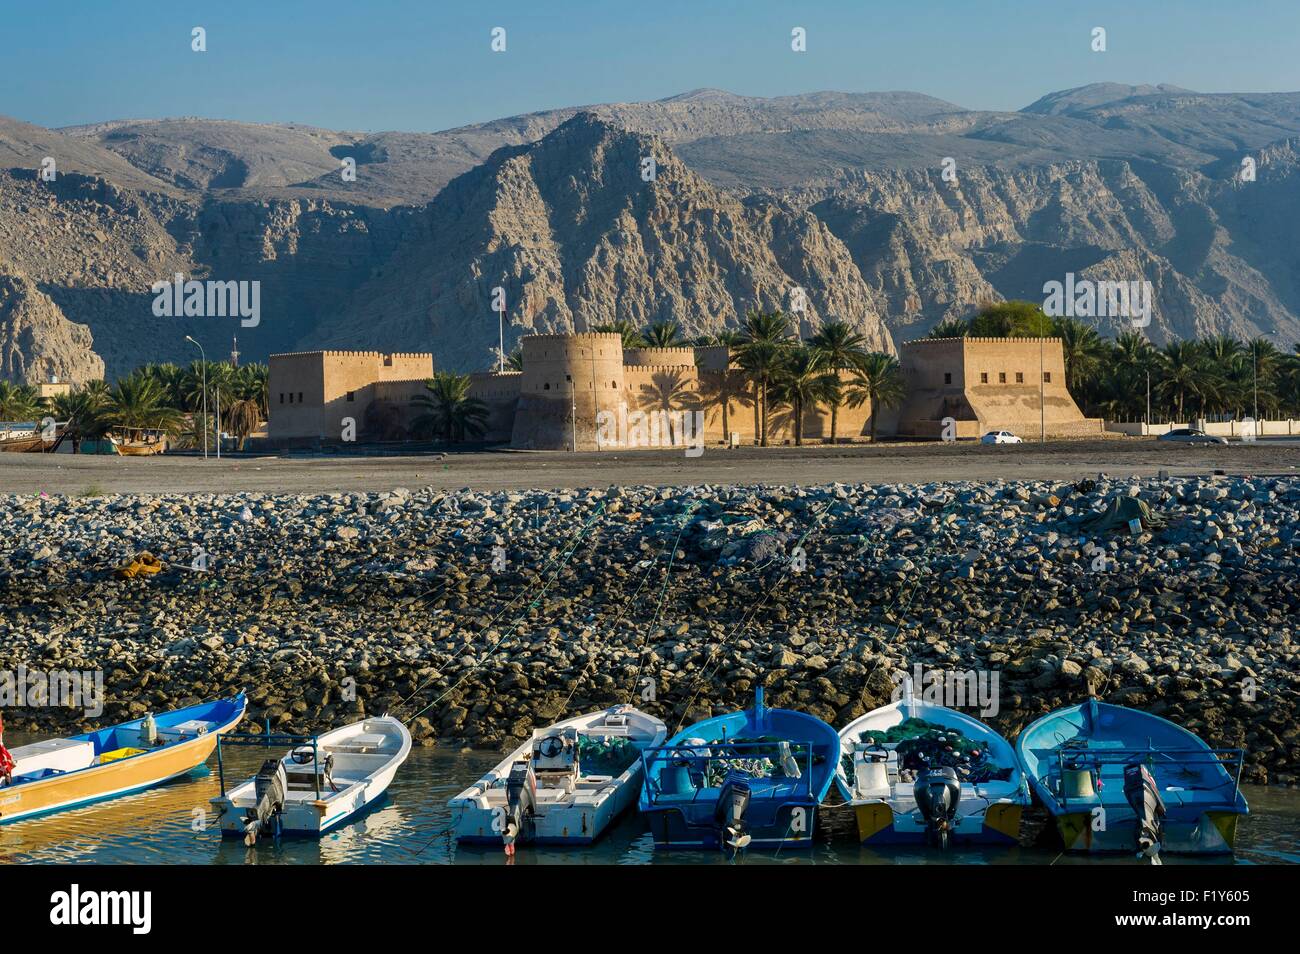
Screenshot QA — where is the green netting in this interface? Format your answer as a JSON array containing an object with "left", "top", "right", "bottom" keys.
[
  {"left": 845, "top": 717, "right": 1012, "bottom": 784},
  {"left": 576, "top": 735, "right": 641, "bottom": 777}
]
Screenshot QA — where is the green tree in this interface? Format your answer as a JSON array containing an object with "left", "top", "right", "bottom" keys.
[
  {"left": 104, "top": 373, "right": 184, "bottom": 433},
  {"left": 808, "top": 320, "right": 870, "bottom": 444},
  {"left": 772, "top": 345, "right": 837, "bottom": 446},
  {"left": 0, "top": 381, "right": 41, "bottom": 421},
  {"left": 967, "top": 300, "right": 1051, "bottom": 338},
  {"left": 411, "top": 371, "right": 490, "bottom": 445},
  {"left": 641, "top": 320, "right": 685, "bottom": 347},
  {"left": 1054, "top": 317, "right": 1108, "bottom": 395},
  {"left": 592, "top": 320, "right": 646, "bottom": 349},
  {"left": 736, "top": 310, "right": 793, "bottom": 446},
  {"left": 844, "top": 352, "right": 906, "bottom": 442}
]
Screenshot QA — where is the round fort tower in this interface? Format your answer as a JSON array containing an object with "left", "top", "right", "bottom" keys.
[{"left": 510, "top": 332, "right": 626, "bottom": 450}]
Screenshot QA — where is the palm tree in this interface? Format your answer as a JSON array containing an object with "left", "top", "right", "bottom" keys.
[
  {"left": 592, "top": 320, "right": 646, "bottom": 349},
  {"left": 772, "top": 345, "right": 837, "bottom": 446},
  {"left": 411, "top": 372, "right": 490, "bottom": 445},
  {"left": 104, "top": 374, "right": 184, "bottom": 433},
  {"left": 641, "top": 320, "right": 685, "bottom": 348},
  {"left": 506, "top": 348, "right": 524, "bottom": 372},
  {"left": 51, "top": 388, "right": 108, "bottom": 450},
  {"left": 234, "top": 363, "right": 269, "bottom": 420},
  {"left": 844, "top": 352, "right": 906, "bottom": 442},
  {"left": 1155, "top": 340, "right": 1206, "bottom": 422},
  {"left": 702, "top": 329, "right": 745, "bottom": 442},
  {"left": 808, "top": 320, "right": 870, "bottom": 443},
  {"left": 1054, "top": 317, "right": 1108, "bottom": 396},
  {"left": 225, "top": 398, "right": 261, "bottom": 449},
  {"left": 736, "top": 310, "right": 793, "bottom": 446},
  {"left": 927, "top": 318, "right": 971, "bottom": 338},
  {"left": 0, "top": 381, "right": 41, "bottom": 421}
]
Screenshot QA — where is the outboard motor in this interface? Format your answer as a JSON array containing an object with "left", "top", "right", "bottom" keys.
[
  {"left": 715, "top": 771, "right": 752, "bottom": 852},
  {"left": 244, "top": 758, "right": 287, "bottom": 846},
  {"left": 1123, "top": 762, "right": 1166, "bottom": 863},
  {"left": 502, "top": 760, "right": 537, "bottom": 857},
  {"left": 913, "top": 766, "right": 961, "bottom": 849}
]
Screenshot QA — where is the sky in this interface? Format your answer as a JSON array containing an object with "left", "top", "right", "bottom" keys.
[{"left": 5, "top": 0, "right": 1300, "bottom": 132}]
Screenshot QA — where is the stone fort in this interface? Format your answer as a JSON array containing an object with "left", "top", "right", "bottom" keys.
[{"left": 267, "top": 334, "right": 1101, "bottom": 448}]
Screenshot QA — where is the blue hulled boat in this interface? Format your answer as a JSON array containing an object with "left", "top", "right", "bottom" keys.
[
  {"left": 638, "top": 687, "right": 839, "bottom": 850},
  {"left": 1016, "top": 698, "right": 1248, "bottom": 857}
]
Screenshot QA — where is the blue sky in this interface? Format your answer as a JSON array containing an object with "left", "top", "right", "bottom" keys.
[{"left": 6, "top": 0, "right": 1299, "bottom": 131}]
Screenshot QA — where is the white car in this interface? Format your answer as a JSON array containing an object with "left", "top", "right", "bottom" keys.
[
  {"left": 1157, "top": 428, "right": 1228, "bottom": 445},
  {"left": 980, "top": 430, "right": 1023, "bottom": 445}
]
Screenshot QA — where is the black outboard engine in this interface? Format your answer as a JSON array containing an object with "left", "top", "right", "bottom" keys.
[
  {"left": 502, "top": 760, "right": 537, "bottom": 857},
  {"left": 716, "top": 772, "right": 752, "bottom": 852},
  {"left": 913, "top": 766, "right": 961, "bottom": 849},
  {"left": 244, "top": 758, "right": 287, "bottom": 846},
  {"left": 1123, "top": 762, "right": 1166, "bottom": 862}
]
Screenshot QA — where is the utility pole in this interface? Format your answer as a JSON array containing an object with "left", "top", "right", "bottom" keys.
[
  {"left": 1146, "top": 370, "right": 1151, "bottom": 432},
  {"left": 185, "top": 336, "right": 207, "bottom": 459},
  {"left": 1252, "top": 344, "right": 1259, "bottom": 422},
  {"left": 215, "top": 386, "right": 221, "bottom": 460},
  {"left": 571, "top": 377, "right": 577, "bottom": 453}
]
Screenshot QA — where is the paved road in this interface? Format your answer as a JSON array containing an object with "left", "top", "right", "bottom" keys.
[{"left": 2, "top": 439, "right": 1296, "bottom": 496}]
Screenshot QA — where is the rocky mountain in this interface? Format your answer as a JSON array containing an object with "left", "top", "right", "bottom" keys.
[{"left": 2, "top": 82, "right": 1300, "bottom": 382}]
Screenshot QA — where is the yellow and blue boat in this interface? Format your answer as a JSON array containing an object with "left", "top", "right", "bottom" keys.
[
  {"left": 1016, "top": 698, "right": 1247, "bottom": 856},
  {"left": 0, "top": 694, "right": 246, "bottom": 825}
]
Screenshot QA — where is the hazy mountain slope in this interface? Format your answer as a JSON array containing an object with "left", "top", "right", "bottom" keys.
[
  {"left": 3, "top": 84, "right": 1299, "bottom": 382},
  {"left": 0, "top": 272, "right": 104, "bottom": 385},
  {"left": 308, "top": 114, "right": 893, "bottom": 368}
]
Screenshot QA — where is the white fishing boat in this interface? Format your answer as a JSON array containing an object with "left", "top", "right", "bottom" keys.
[
  {"left": 835, "top": 677, "right": 1030, "bottom": 847},
  {"left": 449, "top": 704, "right": 666, "bottom": 851},
  {"left": 211, "top": 716, "right": 411, "bottom": 844}
]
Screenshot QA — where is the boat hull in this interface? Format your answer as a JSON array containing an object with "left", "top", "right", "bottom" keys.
[
  {"left": 215, "top": 761, "right": 402, "bottom": 838},
  {"left": 645, "top": 800, "right": 819, "bottom": 850},
  {"left": 453, "top": 762, "right": 644, "bottom": 846},
  {"left": 0, "top": 699, "right": 245, "bottom": 825},
  {"left": 1051, "top": 808, "right": 1241, "bottom": 854},
  {"left": 1016, "top": 699, "right": 1249, "bottom": 855},
  {"left": 852, "top": 800, "right": 1022, "bottom": 846}
]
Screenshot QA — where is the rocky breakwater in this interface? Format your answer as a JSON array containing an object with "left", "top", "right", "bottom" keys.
[{"left": 0, "top": 475, "right": 1296, "bottom": 785}]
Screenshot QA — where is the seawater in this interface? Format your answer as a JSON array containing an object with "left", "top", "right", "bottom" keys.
[{"left": 1, "top": 741, "right": 1295, "bottom": 865}]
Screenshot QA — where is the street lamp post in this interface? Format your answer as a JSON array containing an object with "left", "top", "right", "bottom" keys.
[
  {"left": 1146, "top": 370, "right": 1151, "bottom": 432},
  {"left": 184, "top": 336, "right": 207, "bottom": 459}
]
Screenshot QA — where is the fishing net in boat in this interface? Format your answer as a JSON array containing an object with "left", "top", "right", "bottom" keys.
[
  {"left": 700, "top": 736, "right": 824, "bottom": 785},
  {"left": 848, "top": 718, "right": 1013, "bottom": 784},
  {"left": 576, "top": 735, "right": 641, "bottom": 777}
]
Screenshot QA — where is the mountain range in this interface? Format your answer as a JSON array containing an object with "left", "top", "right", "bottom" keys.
[{"left": 2, "top": 82, "right": 1299, "bottom": 383}]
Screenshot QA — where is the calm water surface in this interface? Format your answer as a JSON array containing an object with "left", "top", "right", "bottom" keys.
[{"left": 2, "top": 741, "right": 1295, "bottom": 865}]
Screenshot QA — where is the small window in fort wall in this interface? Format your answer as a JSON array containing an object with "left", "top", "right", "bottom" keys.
[
  {"left": 998, "top": 373, "right": 1006, "bottom": 384},
  {"left": 1043, "top": 372, "right": 1052, "bottom": 383},
  {"left": 944, "top": 372, "right": 952, "bottom": 384},
  {"left": 611, "top": 381, "right": 617, "bottom": 389},
  {"left": 346, "top": 391, "right": 355, "bottom": 402},
  {"left": 566, "top": 374, "right": 572, "bottom": 382},
  {"left": 299, "top": 392, "right": 304, "bottom": 403},
  {"left": 1015, "top": 372, "right": 1024, "bottom": 384},
  {"left": 279, "top": 393, "right": 284, "bottom": 404},
  {"left": 544, "top": 383, "right": 550, "bottom": 390},
  {"left": 980, "top": 372, "right": 988, "bottom": 384}
]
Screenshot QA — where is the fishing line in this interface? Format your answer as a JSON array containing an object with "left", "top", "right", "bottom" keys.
[
  {"left": 402, "top": 504, "right": 608, "bottom": 724},
  {"left": 391, "top": 504, "right": 608, "bottom": 718},
  {"left": 671, "top": 501, "right": 835, "bottom": 734}
]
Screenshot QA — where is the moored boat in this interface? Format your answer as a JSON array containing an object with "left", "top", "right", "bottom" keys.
[
  {"left": 449, "top": 704, "right": 665, "bottom": 851},
  {"left": 1016, "top": 698, "right": 1248, "bottom": 857},
  {"left": 211, "top": 716, "right": 411, "bottom": 844},
  {"left": 835, "top": 676, "right": 1029, "bottom": 847},
  {"left": 639, "top": 686, "right": 839, "bottom": 851},
  {"left": 0, "top": 695, "right": 246, "bottom": 825}
]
